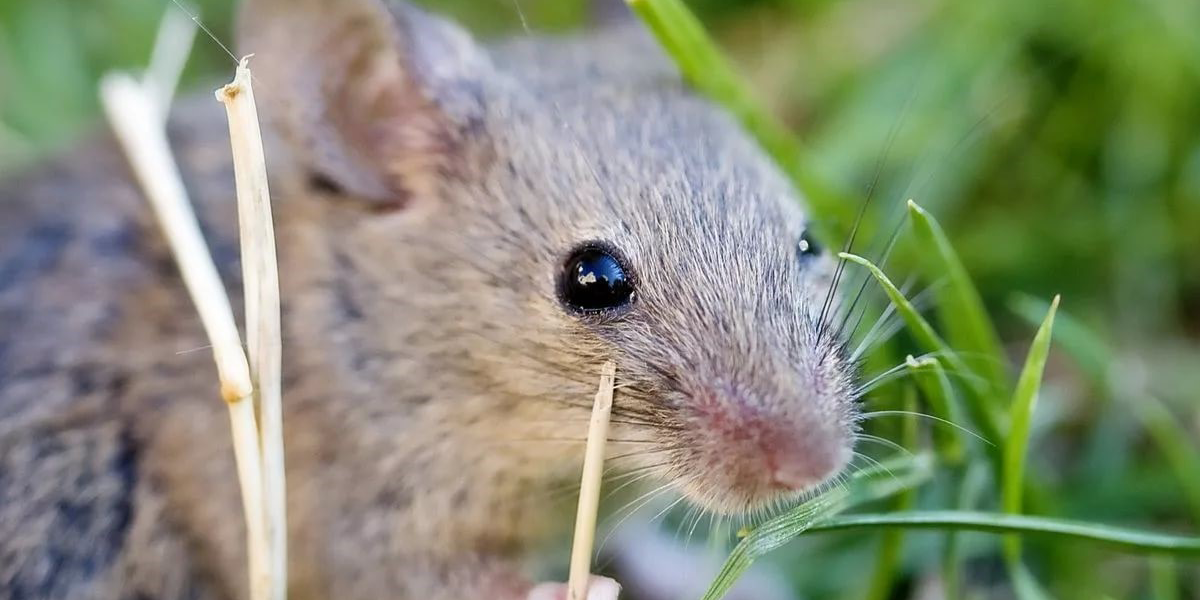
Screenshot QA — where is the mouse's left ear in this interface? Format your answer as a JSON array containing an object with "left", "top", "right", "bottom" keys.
[{"left": 238, "top": 0, "right": 492, "bottom": 207}]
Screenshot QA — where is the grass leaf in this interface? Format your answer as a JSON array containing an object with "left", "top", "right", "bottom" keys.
[
  {"left": 1150, "top": 557, "right": 1182, "bottom": 600},
  {"left": 1011, "top": 562, "right": 1053, "bottom": 600},
  {"left": 1009, "top": 293, "right": 1111, "bottom": 381},
  {"left": 1001, "top": 295, "right": 1059, "bottom": 566},
  {"left": 803, "top": 511, "right": 1200, "bottom": 556},
  {"left": 700, "top": 453, "right": 933, "bottom": 600},
  {"left": 941, "top": 462, "right": 991, "bottom": 598},
  {"left": 862, "top": 388, "right": 921, "bottom": 600},
  {"left": 906, "top": 355, "right": 966, "bottom": 463},
  {"left": 1134, "top": 398, "right": 1200, "bottom": 525},
  {"left": 840, "top": 252, "right": 1002, "bottom": 445},
  {"left": 1012, "top": 295, "right": 1200, "bottom": 525},
  {"left": 907, "top": 200, "right": 1008, "bottom": 395}
]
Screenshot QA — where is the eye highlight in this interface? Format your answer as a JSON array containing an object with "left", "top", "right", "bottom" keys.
[
  {"left": 798, "top": 228, "right": 823, "bottom": 259},
  {"left": 559, "top": 244, "right": 635, "bottom": 313}
]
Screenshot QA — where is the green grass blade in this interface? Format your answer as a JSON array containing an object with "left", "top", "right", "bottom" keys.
[
  {"left": 700, "top": 453, "right": 933, "bottom": 600},
  {"left": 942, "top": 462, "right": 990, "bottom": 599},
  {"left": 624, "top": 0, "right": 852, "bottom": 225},
  {"left": 840, "top": 252, "right": 1002, "bottom": 445},
  {"left": 906, "top": 355, "right": 965, "bottom": 463},
  {"left": 1134, "top": 396, "right": 1200, "bottom": 525},
  {"left": 1012, "top": 296, "right": 1200, "bottom": 525},
  {"left": 1002, "top": 295, "right": 1059, "bottom": 565},
  {"left": 907, "top": 200, "right": 1008, "bottom": 395},
  {"left": 1150, "top": 557, "right": 1181, "bottom": 600},
  {"left": 839, "top": 253, "right": 951, "bottom": 362},
  {"left": 862, "top": 388, "right": 920, "bottom": 600},
  {"left": 1011, "top": 562, "right": 1053, "bottom": 600},
  {"left": 1009, "top": 293, "right": 1111, "bottom": 381},
  {"left": 803, "top": 511, "right": 1200, "bottom": 556}
]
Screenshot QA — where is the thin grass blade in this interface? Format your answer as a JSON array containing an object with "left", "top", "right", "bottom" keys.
[
  {"left": 1009, "top": 293, "right": 1110, "bottom": 380},
  {"left": 863, "top": 387, "right": 920, "bottom": 600},
  {"left": 941, "top": 462, "right": 990, "bottom": 599},
  {"left": 1011, "top": 562, "right": 1052, "bottom": 600},
  {"left": 906, "top": 355, "right": 965, "bottom": 463},
  {"left": 1134, "top": 398, "right": 1200, "bottom": 525},
  {"left": 700, "top": 453, "right": 933, "bottom": 600},
  {"left": 1012, "top": 296, "right": 1200, "bottom": 525},
  {"left": 840, "top": 252, "right": 1001, "bottom": 445},
  {"left": 1001, "top": 295, "right": 1059, "bottom": 570},
  {"left": 907, "top": 200, "right": 1008, "bottom": 395},
  {"left": 1150, "top": 557, "right": 1182, "bottom": 600},
  {"left": 802, "top": 511, "right": 1200, "bottom": 556}
]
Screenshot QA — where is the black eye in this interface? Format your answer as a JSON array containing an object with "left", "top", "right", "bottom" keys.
[
  {"left": 560, "top": 245, "right": 635, "bottom": 312},
  {"left": 798, "top": 229, "right": 823, "bottom": 258}
]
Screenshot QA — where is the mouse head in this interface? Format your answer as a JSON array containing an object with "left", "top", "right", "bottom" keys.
[{"left": 242, "top": 0, "right": 857, "bottom": 516}]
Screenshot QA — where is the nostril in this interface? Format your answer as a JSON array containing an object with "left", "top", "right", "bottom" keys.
[
  {"left": 767, "top": 446, "right": 838, "bottom": 491},
  {"left": 690, "top": 383, "right": 849, "bottom": 497},
  {"left": 762, "top": 429, "right": 845, "bottom": 492}
]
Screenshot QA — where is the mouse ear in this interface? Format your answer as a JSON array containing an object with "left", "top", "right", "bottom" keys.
[{"left": 238, "top": 0, "right": 491, "bottom": 206}]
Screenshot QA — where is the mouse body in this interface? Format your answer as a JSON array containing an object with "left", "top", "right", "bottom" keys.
[{"left": 0, "top": 1, "right": 857, "bottom": 598}]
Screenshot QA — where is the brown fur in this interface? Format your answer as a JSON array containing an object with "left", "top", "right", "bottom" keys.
[{"left": 0, "top": 2, "right": 856, "bottom": 598}]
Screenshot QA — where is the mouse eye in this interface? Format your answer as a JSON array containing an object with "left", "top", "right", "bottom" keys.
[
  {"left": 560, "top": 245, "right": 635, "bottom": 312},
  {"left": 798, "top": 229, "right": 823, "bottom": 259}
]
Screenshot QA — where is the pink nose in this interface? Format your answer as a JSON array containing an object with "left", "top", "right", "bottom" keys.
[
  {"left": 762, "top": 429, "right": 843, "bottom": 491},
  {"left": 692, "top": 385, "right": 846, "bottom": 494}
]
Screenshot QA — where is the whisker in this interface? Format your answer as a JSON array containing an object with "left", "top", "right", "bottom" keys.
[
  {"left": 524, "top": 418, "right": 679, "bottom": 431},
  {"left": 852, "top": 348, "right": 951, "bottom": 396},
  {"left": 851, "top": 451, "right": 896, "bottom": 481},
  {"left": 601, "top": 464, "right": 671, "bottom": 503},
  {"left": 854, "top": 347, "right": 992, "bottom": 401},
  {"left": 489, "top": 437, "right": 662, "bottom": 445},
  {"left": 542, "top": 459, "right": 671, "bottom": 503},
  {"left": 673, "top": 504, "right": 700, "bottom": 547},
  {"left": 836, "top": 204, "right": 909, "bottom": 342},
  {"left": 818, "top": 70, "right": 924, "bottom": 347},
  {"left": 596, "top": 481, "right": 677, "bottom": 556},
  {"left": 607, "top": 447, "right": 681, "bottom": 463},
  {"left": 645, "top": 494, "right": 690, "bottom": 533},
  {"left": 848, "top": 280, "right": 907, "bottom": 362},
  {"left": 859, "top": 410, "right": 992, "bottom": 446},
  {"left": 854, "top": 433, "right": 911, "bottom": 456}
]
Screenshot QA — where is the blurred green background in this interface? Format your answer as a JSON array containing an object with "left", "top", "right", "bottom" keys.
[{"left": 2, "top": 0, "right": 1198, "bottom": 598}]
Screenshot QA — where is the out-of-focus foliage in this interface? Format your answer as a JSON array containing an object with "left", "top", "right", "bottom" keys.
[{"left": 2, "top": 0, "right": 1198, "bottom": 598}]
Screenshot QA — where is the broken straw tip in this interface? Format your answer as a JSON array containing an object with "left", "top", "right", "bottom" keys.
[{"left": 216, "top": 56, "right": 255, "bottom": 103}]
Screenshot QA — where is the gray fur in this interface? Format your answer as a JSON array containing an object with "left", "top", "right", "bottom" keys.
[{"left": 0, "top": 1, "right": 856, "bottom": 598}]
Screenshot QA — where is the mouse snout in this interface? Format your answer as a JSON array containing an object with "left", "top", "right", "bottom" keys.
[
  {"left": 679, "top": 382, "right": 851, "bottom": 512},
  {"left": 760, "top": 425, "right": 844, "bottom": 492}
]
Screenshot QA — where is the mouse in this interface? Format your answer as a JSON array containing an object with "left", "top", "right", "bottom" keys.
[{"left": 0, "top": 0, "right": 859, "bottom": 598}]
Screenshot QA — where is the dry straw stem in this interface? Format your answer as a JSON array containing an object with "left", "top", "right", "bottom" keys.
[
  {"left": 567, "top": 361, "right": 617, "bottom": 600},
  {"left": 217, "top": 58, "right": 287, "bottom": 600},
  {"left": 98, "top": 73, "right": 271, "bottom": 599}
]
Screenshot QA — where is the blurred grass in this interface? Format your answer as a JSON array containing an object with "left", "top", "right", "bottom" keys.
[
  {"left": 1001, "top": 294, "right": 1057, "bottom": 580},
  {"left": 3, "top": 0, "right": 1199, "bottom": 598}
]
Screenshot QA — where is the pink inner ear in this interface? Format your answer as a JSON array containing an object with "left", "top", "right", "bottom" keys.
[{"left": 238, "top": 0, "right": 484, "bottom": 206}]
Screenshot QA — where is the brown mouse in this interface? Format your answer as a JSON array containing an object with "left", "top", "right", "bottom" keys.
[{"left": 0, "top": 1, "right": 858, "bottom": 598}]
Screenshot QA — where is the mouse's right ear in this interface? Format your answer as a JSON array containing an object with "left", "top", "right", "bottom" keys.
[{"left": 238, "top": 0, "right": 492, "bottom": 207}]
